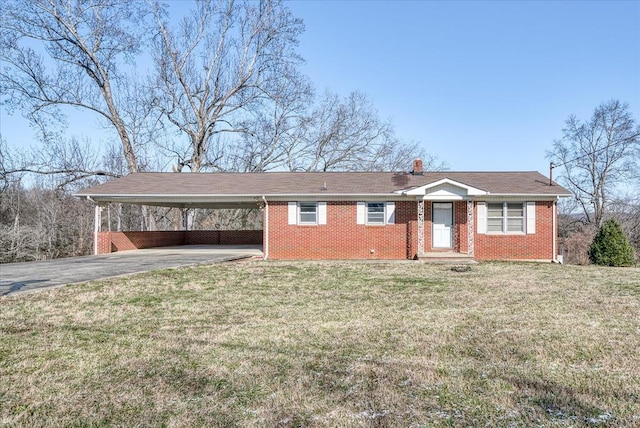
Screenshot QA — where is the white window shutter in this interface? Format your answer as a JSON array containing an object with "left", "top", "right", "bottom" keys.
[
  {"left": 288, "top": 202, "right": 297, "bottom": 225},
  {"left": 526, "top": 202, "right": 536, "bottom": 234},
  {"left": 477, "top": 202, "right": 487, "bottom": 234},
  {"left": 356, "top": 202, "right": 365, "bottom": 224},
  {"left": 385, "top": 202, "right": 395, "bottom": 224},
  {"left": 318, "top": 202, "right": 327, "bottom": 225}
]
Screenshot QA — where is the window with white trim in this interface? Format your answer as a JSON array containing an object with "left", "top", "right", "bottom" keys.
[
  {"left": 298, "top": 202, "right": 317, "bottom": 224},
  {"left": 367, "top": 202, "right": 385, "bottom": 224},
  {"left": 487, "top": 202, "right": 525, "bottom": 233},
  {"left": 357, "top": 201, "right": 395, "bottom": 225}
]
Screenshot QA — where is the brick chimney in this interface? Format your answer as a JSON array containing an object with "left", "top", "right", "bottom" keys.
[{"left": 412, "top": 158, "right": 423, "bottom": 175}]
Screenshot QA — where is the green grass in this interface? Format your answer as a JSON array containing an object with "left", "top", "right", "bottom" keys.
[{"left": 1, "top": 261, "right": 639, "bottom": 427}]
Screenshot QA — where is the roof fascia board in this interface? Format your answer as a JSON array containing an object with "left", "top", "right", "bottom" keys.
[
  {"left": 76, "top": 192, "right": 393, "bottom": 197},
  {"left": 266, "top": 195, "right": 406, "bottom": 201},
  {"left": 474, "top": 194, "right": 570, "bottom": 201},
  {"left": 75, "top": 193, "right": 414, "bottom": 200},
  {"left": 77, "top": 193, "right": 571, "bottom": 204},
  {"left": 481, "top": 192, "right": 572, "bottom": 197},
  {"left": 116, "top": 202, "right": 259, "bottom": 209}
]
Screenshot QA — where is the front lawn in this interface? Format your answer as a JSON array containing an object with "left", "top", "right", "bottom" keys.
[{"left": 1, "top": 261, "right": 639, "bottom": 426}]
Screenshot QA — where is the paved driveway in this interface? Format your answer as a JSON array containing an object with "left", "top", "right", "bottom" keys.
[{"left": 0, "top": 245, "right": 262, "bottom": 297}]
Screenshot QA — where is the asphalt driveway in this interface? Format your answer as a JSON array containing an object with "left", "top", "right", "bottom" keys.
[{"left": 0, "top": 245, "right": 263, "bottom": 297}]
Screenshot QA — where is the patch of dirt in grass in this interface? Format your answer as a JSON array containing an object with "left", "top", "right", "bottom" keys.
[{"left": 1, "top": 261, "right": 639, "bottom": 426}]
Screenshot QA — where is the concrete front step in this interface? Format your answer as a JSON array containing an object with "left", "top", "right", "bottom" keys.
[{"left": 418, "top": 252, "right": 477, "bottom": 264}]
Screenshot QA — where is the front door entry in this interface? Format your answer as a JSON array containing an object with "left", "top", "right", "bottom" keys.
[{"left": 432, "top": 202, "right": 453, "bottom": 248}]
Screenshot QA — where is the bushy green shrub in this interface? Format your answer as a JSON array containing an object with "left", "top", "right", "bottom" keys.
[{"left": 588, "top": 219, "right": 635, "bottom": 266}]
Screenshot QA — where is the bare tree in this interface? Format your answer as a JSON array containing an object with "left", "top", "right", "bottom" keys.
[
  {"left": 0, "top": 0, "right": 152, "bottom": 175},
  {"left": 548, "top": 100, "right": 640, "bottom": 228},
  {"left": 292, "top": 91, "right": 445, "bottom": 172},
  {"left": 228, "top": 90, "right": 446, "bottom": 173},
  {"left": 2, "top": 136, "right": 118, "bottom": 189},
  {"left": 151, "top": 0, "right": 305, "bottom": 173},
  {"left": 0, "top": 0, "right": 170, "bottom": 229},
  {"left": 0, "top": 137, "right": 16, "bottom": 191},
  {"left": 224, "top": 70, "right": 313, "bottom": 172}
]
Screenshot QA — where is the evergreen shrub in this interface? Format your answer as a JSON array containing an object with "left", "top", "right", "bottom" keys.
[{"left": 588, "top": 219, "right": 635, "bottom": 266}]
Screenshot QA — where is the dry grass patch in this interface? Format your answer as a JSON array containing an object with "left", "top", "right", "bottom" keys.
[{"left": 1, "top": 261, "right": 639, "bottom": 427}]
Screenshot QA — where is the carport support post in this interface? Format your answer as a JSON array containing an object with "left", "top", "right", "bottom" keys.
[
  {"left": 182, "top": 208, "right": 188, "bottom": 231},
  {"left": 93, "top": 204, "right": 103, "bottom": 255}
]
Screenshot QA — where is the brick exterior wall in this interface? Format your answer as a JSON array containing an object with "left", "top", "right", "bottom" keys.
[
  {"left": 266, "top": 199, "right": 556, "bottom": 261},
  {"left": 184, "top": 230, "right": 263, "bottom": 245},
  {"left": 454, "top": 201, "right": 469, "bottom": 254},
  {"left": 94, "top": 201, "right": 557, "bottom": 261},
  {"left": 268, "top": 201, "right": 417, "bottom": 260},
  {"left": 96, "top": 230, "right": 262, "bottom": 254},
  {"left": 473, "top": 201, "right": 555, "bottom": 260}
]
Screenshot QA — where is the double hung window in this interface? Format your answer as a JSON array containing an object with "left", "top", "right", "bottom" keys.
[
  {"left": 366, "top": 202, "right": 385, "bottom": 224},
  {"left": 357, "top": 201, "right": 395, "bottom": 225},
  {"left": 288, "top": 201, "right": 326, "bottom": 225},
  {"left": 487, "top": 202, "right": 525, "bottom": 233},
  {"left": 298, "top": 202, "right": 318, "bottom": 224}
]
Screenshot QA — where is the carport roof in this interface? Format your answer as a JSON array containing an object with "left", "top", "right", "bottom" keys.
[{"left": 75, "top": 171, "right": 571, "bottom": 208}]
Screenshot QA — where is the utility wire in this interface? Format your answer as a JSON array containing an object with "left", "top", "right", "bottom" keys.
[{"left": 550, "top": 135, "right": 639, "bottom": 169}]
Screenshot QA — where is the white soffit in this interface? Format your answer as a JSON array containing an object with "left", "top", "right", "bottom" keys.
[{"left": 399, "top": 178, "right": 488, "bottom": 198}]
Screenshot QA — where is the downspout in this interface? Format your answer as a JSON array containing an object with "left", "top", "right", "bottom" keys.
[{"left": 262, "top": 196, "right": 269, "bottom": 260}]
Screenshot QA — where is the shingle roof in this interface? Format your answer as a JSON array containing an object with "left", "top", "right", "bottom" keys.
[{"left": 76, "top": 171, "right": 572, "bottom": 199}]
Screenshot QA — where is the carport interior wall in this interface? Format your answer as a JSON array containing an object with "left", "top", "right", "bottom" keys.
[{"left": 92, "top": 204, "right": 263, "bottom": 254}]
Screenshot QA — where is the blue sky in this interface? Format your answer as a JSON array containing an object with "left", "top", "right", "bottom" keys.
[
  {"left": 287, "top": 0, "right": 640, "bottom": 173},
  {"left": 1, "top": 0, "right": 638, "bottom": 175}
]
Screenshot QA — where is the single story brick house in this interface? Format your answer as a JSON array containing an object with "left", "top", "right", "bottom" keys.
[{"left": 76, "top": 160, "right": 572, "bottom": 261}]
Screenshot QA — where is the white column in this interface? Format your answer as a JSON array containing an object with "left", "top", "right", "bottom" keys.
[
  {"left": 94, "top": 204, "right": 102, "bottom": 255},
  {"left": 417, "top": 200, "right": 425, "bottom": 255}
]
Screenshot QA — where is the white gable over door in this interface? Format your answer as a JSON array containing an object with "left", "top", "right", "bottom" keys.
[{"left": 399, "top": 178, "right": 488, "bottom": 200}]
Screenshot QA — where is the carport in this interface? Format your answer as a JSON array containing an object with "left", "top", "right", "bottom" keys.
[{"left": 74, "top": 173, "right": 267, "bottom": 258}]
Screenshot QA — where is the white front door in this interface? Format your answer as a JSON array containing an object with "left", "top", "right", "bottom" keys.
[{"left": 432, "top": 202, "right": 453, "bottom": 248}]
